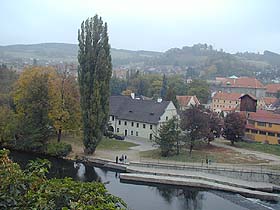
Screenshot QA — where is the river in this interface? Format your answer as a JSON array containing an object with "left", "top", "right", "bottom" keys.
[{"left": 8, "top": 151, "right": 280, "bottom": 210}]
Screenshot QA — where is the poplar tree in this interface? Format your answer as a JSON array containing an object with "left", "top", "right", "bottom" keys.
[
  {"left": 78, "top": 15, "right": 112, "bottom": 154},
  {"left": 160, "top": 74, "right": 167, "bottom": 99}
]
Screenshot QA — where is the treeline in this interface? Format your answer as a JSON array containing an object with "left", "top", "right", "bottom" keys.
[
  {"left": 0, "top": 66, "right": 81, "bottom": 157},
  {"left": 111, "top": 70, "right": 211, "bottom": 104}
]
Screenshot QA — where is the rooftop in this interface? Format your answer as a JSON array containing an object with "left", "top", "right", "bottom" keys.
[
  {"left": 213, "top": 92, "right": 242, "bottom": 101},
  {"left": 248, "top": 110, "right": 280, "bottom": 125},
  {"left": 265, "top": 84, "right": 280, "bottom": 94},
  {"left": 110, "top": 96, "right": 171, "bottom": 124},
  {"left": 221, "top": 77, "right": 264, "bottom": 89},
  {"left": 176, "top": 95, "right": 200, "bottom": 107}
]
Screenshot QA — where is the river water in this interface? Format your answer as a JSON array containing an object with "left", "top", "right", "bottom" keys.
[{"left": 8, "top": 151, "right": 280, "bottom": 210}]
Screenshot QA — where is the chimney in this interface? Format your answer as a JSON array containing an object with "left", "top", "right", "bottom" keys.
[{"left": 131, "top": 92, "right": 135, "bottom": 99}]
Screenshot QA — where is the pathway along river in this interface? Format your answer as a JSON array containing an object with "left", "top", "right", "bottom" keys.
[{"left": 9, "top": 151, "right": 280, "bottom": 210}]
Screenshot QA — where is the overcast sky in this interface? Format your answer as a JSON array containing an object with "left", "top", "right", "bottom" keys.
[{"left": 1, "top": 0, "right": 280, "bottom": 53}]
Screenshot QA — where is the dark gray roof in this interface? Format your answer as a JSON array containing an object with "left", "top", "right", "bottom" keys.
[{"left": 110, "top": 96, "right": 170, "bottom": 124}]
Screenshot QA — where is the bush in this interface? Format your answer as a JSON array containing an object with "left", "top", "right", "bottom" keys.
[{"left": 46, "top": 142, "right": 72, "bottom": 157}]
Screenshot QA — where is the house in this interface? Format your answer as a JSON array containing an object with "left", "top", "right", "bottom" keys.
[
  {"left": 265, "top": 84, "right": 280, "bottom": 97},
  {"left": 211, "top": 92, "right": 241, "bottom": 114},
  {"left": 109, "top": 95, "right": 178, "bottom": 140},
  {"left": 218, "top": 77, "right": 266, "bottom": 98},
  {"left": 176, "top": 95, "right": 200, "bottom": 110},
  {"left": 245, "top": 110, "right": 280, "bottom": 144}
]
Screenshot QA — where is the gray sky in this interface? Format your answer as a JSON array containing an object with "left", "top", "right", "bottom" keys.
[{"left": 1, "top": 0, "right": 280, "bottom": 53}]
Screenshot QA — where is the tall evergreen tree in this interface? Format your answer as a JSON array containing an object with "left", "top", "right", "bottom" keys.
[
  {"left": 78, "top": 15, "right": 112, "bottom": 154},
  {"left": 165, "top": 86, "right": 179, "bottom": 109},
  {"left": 160, "top": 74, "right": 167, "bottom": 99}
]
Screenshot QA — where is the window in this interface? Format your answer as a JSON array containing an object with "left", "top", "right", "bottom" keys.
[
  {"left": 131, "top": 130, "right": 133, "bottom": 135},
  {"left": 252, "top": 130, "right": 258, "bottom": 134},
  {"left": 224, "top": 100, "right": 225, "bottom": 103},
  {"left": 268, "top": 123, "right": 272, "bottom": 127},
  {"left": 229, "top": 106, "right": 231, "bottom": 108},
  {"left": 248, "top": 120, "right": 254, "bottom": 125},
  {"left": 245, "top": 129, "right": 250, "bottom": 132},
  {"left": 229, "top": 101, "right": 231, "bottom": 103},
  {"left": 150, "top": 125, "right": 153, "bottom": 130},
  {"left": 257, "top": 122, "right": 266, "bottom": 127},
  {"left": 143, "top": 124, "right": 146, "bottom": 129},
  {"left": 149, "top": 134, "right": 153, "bottom": 140},
  {"left": 268, "top": 132, "right": 275, "bottom": 137},
  {"left": 136, "top": 123, "right": 139, "bottom": 128},
  {"left": 124, "top": 121, "right": 127, "bottom": 126},
  {"left": 259, "top": 131, "right": 266, "bottom": 135},
  {"left": 277, "top": 133, "right": 280, "bottom": 138},
  {"left": 131, "top": 122, "right": 134, "bottom": 127},
  {"left": 112, "top": 116, "right": 115, "bottom": 121},
  {"left": 136, "top": 131, "right": 138, "bottom": 136},
  {"left": 117, "top": 128, "right": 119, "bottom": 132},
  {"left": 166, "top": 116, "right": 168, "bottom": 121},
  {"left": 236, "top": 101, "right": 238, "bottom": 104},
  {"left": 118, "top": 120, "right": 121, "bottom": 125}
]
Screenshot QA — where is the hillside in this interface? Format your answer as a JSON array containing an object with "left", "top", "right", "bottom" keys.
[
  {"left": 0, "top": 43, "right": 161, "bottom": 66},
  {"left": 0, "top": 43, "right": 279, "bottom": 80}
]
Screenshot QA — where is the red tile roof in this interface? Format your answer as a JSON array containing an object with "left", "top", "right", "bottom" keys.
[
  {"left": 262, "top": 97, "right": 278, "bottom": 105},
  {"left": 248, "top": 110, "right": 280, "bottom": 125},
  {"left": 213, "top": 92, "right": 242, "bottom": 101},
  {"left": 176, "top": 95, "right": 200, "bottom": 107},
  {"left": 222, "top": 77, "right": 264, "bottom": 89},
  {"left": 265, "top": 84, "right": 280, "bottom": 94}
]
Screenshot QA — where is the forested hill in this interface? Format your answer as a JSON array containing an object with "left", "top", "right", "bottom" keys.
[{"left": 1, "top": 43, "right": 280, "bottom": 79}]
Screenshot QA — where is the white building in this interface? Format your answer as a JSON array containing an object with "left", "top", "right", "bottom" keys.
[{"left": 108, "top": 95, "right": 178, "bottom": 140}]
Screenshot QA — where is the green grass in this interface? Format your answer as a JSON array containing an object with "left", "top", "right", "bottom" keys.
[
  {"left": 97, "top": 138, "right": 138, "bottom": 151},
  {"left": 140, "top": 144, "right": 269, "bottom": 164},
  {"left": 231, "top": 142, "right": 280, "bottom": 156},
  {"left": 49, "top": 135, "right": 138, "bottom": 151}
]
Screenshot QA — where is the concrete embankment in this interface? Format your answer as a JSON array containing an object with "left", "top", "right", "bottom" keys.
[
  {"left": 73, "top": 156, "right": 280, "bottom": 201},
  {"left": 120, "top": 173, "right": 280, "bottom": 202}
]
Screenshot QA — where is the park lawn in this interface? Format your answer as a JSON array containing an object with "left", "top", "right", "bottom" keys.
[
  {"left": 230, "top": 141, "right": 280, "bottom": 157},
  {"left": 140, "top": 144, "right": 269, "bottom": 164},
  {"left": 96, "top": 138, "right": 138, "bottom": 151},
  {"left": 50, "top": 135, "right": 138, "bottom": 152}
]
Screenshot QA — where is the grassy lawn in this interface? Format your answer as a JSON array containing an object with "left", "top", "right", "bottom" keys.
[
  {"left": 229, "top": 141, "right": 280, "bottom": 157},
  {"left": 50, "top": 135, "right": 138, "bottom": 151},
  {"left": 140, "top": 144, "right": 269, "bottom": 164},
  {"left": 96, "top": 138, "right": 138, "bottom": 151}
]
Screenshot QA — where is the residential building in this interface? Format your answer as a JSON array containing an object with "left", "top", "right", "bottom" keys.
[
  {"left": 211, "top": 92, "right": 241, "bottom": 114},
  {"left": 109, "top": 95, "right": 178, "bottom": 140},
  {"left": 218, "top": 77, "right": 266, "bottom": 98},
  {"left": 245, "top": 110, "right": 280, "bottom": 144},
  {"left": 176, "top": 95, "right": 200, "bottom": 110},
  {"left": 265, "top": 84, "right": 280, "bottom": 97},
  {"left": 257, "top": 97, "right": 278, "bottom": 110}
]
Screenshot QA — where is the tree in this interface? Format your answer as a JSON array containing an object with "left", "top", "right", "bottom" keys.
[
  {"left": 180, "top": 106, "right": 209, "bottom": 155},
  {"left": 186, "top": 79, "right": 210, "bottom": 104},
  {"left": 13, "top": 67, "right": 55, "bottom": 152},
  {"left": 160, "top": 74, "right": 168, "bottom": 99},
  {"left": 165, "top": 86, "right": 179, "bottom": 109},
  {"left": 223, "top": 112, "right": 246, "bottom": 145},
  {"left": 78, "top": 15, "right": 112, "bottom": 154},
  {"left": 0, "top": 106, "right": 17, "bottom": 145},
  {"left": 48, "top": 68, "right": 81, "bottom": 142},
  {"left": 154, "top": 118, "right": 180, "bottom": 157},
  {"left": 207, "top": 111, "right": 223, "bottom": 144},
  {"left": 0, "top": 149, "right": 126, "bottom": 209}
]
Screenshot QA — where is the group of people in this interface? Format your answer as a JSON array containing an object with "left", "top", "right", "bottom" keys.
[{"left": 115, "top": 154, "right": 127, "bottom": 164}]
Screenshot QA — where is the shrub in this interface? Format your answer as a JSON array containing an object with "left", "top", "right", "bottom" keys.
[{"left": 46, "top": 142, "right": 72, "bottom": 157}]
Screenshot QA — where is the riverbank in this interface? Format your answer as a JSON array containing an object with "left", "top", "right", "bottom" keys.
[{"left": 75, "top": 156, "right": 280, "bottom": 202}]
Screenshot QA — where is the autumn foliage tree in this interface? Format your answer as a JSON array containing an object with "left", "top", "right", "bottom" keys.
[
  {"left": 48, "top": 68, "right": 81, "bottom": 142},
  {"left": 223, "top": 112, "right": 246, "bottom": 145}
]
